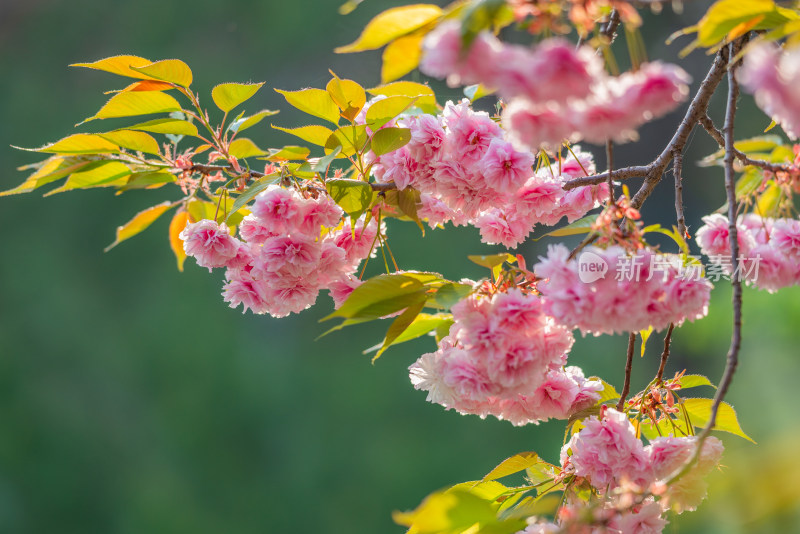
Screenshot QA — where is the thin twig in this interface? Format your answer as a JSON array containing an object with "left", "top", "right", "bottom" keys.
[
  {"left": 673, "top": 149, "right": 687, "bottom": 238},
  {"left": 188, "top": 163, "right": 397, "bottom": 191},
  {"left": 656, "top": 323, "right": 675, "bottom": 383},
  {"left": 698, "top": 114, "right": 795, "bottom": 174},
  {"left": 617, "top": 333, "right": 637, "bottom": 411},
  {"left": 606, "top": 140, "right": 615, "bottom": 205},
  {"left": 667, "top": 37, "right": 746, "bottom": 485}
]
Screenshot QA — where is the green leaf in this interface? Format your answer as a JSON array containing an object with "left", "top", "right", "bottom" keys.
[
  {"left": 211, "top": 82, "right": 265, "bottom": 113},
  {"left": 534, "top": 214, "right": 598, "bottom": 240},
  {"left": 464, "top": 83, "right": 495, "bottom": 102},
  {"left": 28, "top": 134, "right": 120, "bottom": 155},
  {"left": 366, "top": 95, "right": 416, "bottom": 130},
  {"left": 82, "top": 91, "right": 182, "bottom": 123},
  {"left": 381, "top": 29, "right": 425, "bottom": 83},
  {"left": 105, "top": 201, "right": 174, "bottom": 252},
  {"left": 276, "top": 88, "right": 340, "bottom": 125},
  {"left": 130, "top": 59, "right": 193, "bottom": 87},
  {"left": 119, "top": 170, "right": 177, "bottom": 191},
  {"left": 429, "top": 282, "right": 473, "bottom": 309},
  {"left": 70, "top": 55, "right": 154, "bottom": 78},
  {"left": 483, "top": 452, "right": 540, "bottom": 482},
  {"left": 682, "top": 398, "right": 755, "bottom": 442},
  {"left": 125, "top": 118, "right": 199, "bottom": 137},
  {"left": 368, "top": 81, "right": 438, "bottom": 114},
  {"left": 696, "top": 0, "right": 791, "bottom": 47},
  {"left": 228, "top": 138, "right": 268, "bottom": 158},
  {"left": 373, "top": 298, "right": 426, "bottom": 361},
  {"left": 46, "top": 161, "right": 132, "bottom": 195},
  {"left": 371, "top": 127, "right": 411, "bottom": 156},
  {"left": 468, "top": 253, "right": 516, "bottom": 270},
  {"left": 735, "top": 167, "right": 764, "bottom": 200},
  {"left": 273, "top": 125, "right": 334, "bottom": 147},
  {"left": 397, "top": 188, "right": 424, "bottom": 232},
  {"left": 326, "top": 179, "right": 373, "bottom": 218},
  {"left": 365, "top": 312, "right": 452, "bottom": 355},
  {"left": 595, "top": 378, "right": 621, "bottom": 404},
  {"left": 756, "top": 182, "right": 782, "bottom": 216},
  {"left": 99, "top": 130, "right": 160, "bottom": 155},
  {"left": 263, "top": 146, "right": 311, "bottom": 161},
  {"left": 228, "top": 109, "right": 279, "bottom": 133},
  {"left": 335, "top": 4, "right": 442, "bottom": 53},
  {"left": 310, "top": 146, "right": 342, "bottom": 173},
  {"left": 678, "top": 375, "right": 717, "bottom": 389},
  {"left": 226, "top": 173, "right": 282, "bottom": 222},
  {"left": 326, "top": 76, "right": 367, "bottom": 121},
  {"left": 325, "top": 124, "right": 369, "bottom": 157},
  {"left": 323, "top": 273, "right": 427, "bottom": 321}
]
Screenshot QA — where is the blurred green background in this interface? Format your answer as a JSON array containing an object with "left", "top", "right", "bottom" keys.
[{"left": 1, "top": 0, "right": 799, "bottom": 532}]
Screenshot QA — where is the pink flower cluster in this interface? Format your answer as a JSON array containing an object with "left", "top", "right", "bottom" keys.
[
  {"left": 535, "top": 244, "right": 712, "bottom": 335},
  {"left": 521, "top": 499, "right": 667, "bottom": 534},
  {"left": 419, "top": 22, "right": 691, "bottom": 149},
  {"left": 372, "top": 98, "right": 608, "bottom": 247},
  {"left": 696, "top": 213, "right": 800, "bottom": 292},
  {"left": 739, "top": 43, "right": 800, "bottom": 139},
  {"left": 408, "top": 289, "right": 604, "bottom": 426},
  {"left": 180, "top": 185, "right": 381, "bottom": 317}
]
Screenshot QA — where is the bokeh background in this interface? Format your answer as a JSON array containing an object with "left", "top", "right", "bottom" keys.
[{"left": 1, "top": 0, "right": 799, "bottom": 532}]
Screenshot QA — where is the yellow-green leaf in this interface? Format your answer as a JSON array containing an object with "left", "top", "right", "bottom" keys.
[
  {"left": 326, "top": 76, "right": 367, "bottom": 121},
  {"left": 228, "top": 138, "right": 268, "bottom": 158},
  {"left": 275, "top": 88, "right": 340, "bottom": 124},
  {"left": 335, "top": 4, "right": 442, "bottom": 53},
  {"left": 125, "top": 118, "right": 199, "bottom": 136},
  {"left": 381, "top": 30, "right": 425, "bottom": 83},
  {"left": 83, "top": 91, "right": 182, "bottom": 123},
  {"left": 229, "top": 109, "right": 279, "bottom": 133},
  {"left": 130, "top": 59, "right": 193, "bottom": 87},
  {"left": 32, "top": 134, "right": 120, "bottom": 155},
  {"left": 325, "top": 124, "right": 369, "bottom": 157},
  {"left": 373, "top": 298, "right": 426, "bottom": 361},
  {"left": 70, "top": 55, "right": 154, "bottom": 78},
  {"left": 368, "top": 81, "right": 438, "bottom": 114},
  {"left": 212, "top": 82, "right": 265, "bottom": 113},
  {"left": 640, "top": 326, "right": 653, "bottom": 357},
  {"left": 366, "top": 95, "right": 416, "bottom": 129},
  {"left": 1, "top": 158, "right": 91, "bottom": 196},
  {"left": 371, "top": 127, "right": 411, "bottom": 156},
  {"left": 105, "top": 201, "right": 174, "bottom": 252},
  {"left": 46, "top": 161, "right": 132, "bottom": 195},
  {"left": 697, "top": 0, "right": 779, "bottom": 47},
  {"left": 756, "top": 182, "right": 782, "bottom": 216},
  {"left": 682, "top": 398, "right": 755, "bottom": 442},
  {"left": 273, "top": 124, "right": 334, "bottom": 147},
  {"left": 113, "top": 79, "right": 176, "bottom": 93},
  {"left": 99, "top": 130, "right": 160, "bottom": 155},
  {"left": 482, "top": 452, "right": 540, "bottom": 482},
  {"left": 263, "top": 146, "right": 311, "bottom": 161},
  {"left": 169, "top": 209, "right": 189, "bottom": 271}
]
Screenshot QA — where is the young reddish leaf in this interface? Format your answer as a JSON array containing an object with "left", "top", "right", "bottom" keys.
[
  {"left": 99, "top": 130, "right": 160, "bottom": 155},
  {"left": 482, "top": 452, "right": 540, "bottom": 482},
  {"left": 371, "top": 127, "right": 411, "bottom": 156},
  {"left": 335, "top": 4, "right": 442, "bottom": 53},
  {"left": 273, "top": 125, "right": 334, "bottom": 147},
  {"left": 70, "top": 55, "right": 154, "bottom": 78},
  {"left": 228, "top": 138, "right": 268, "bottom": 159},
  {"left": 381, "top": 30, "right": 424, "bottom": 83},
  {"left": 130, "top": 59, "right": 193, "bottom": 87},
  {"left": 125, "top": 118, "right": 199, "bottom": 137},
  {"left": 326, "top": 76, "right": 366, "bottom": 121},
  {"left": 211, "top": 82, "right": 265, "bottom": 113},
  {"left": 82, "top": 91, "right": 182, "bottom": 123},
  {"left": 275, "top": 88, "right": 340, "bottom": 125},
  {"left": 368, "top": 81, "right": 438, "bottom": 113},
  {"left": 168, "top": 209, "right": 189, "bottom": 271},
  {"left": 105, "top": 201, "right": 174, "bottom": 252}
]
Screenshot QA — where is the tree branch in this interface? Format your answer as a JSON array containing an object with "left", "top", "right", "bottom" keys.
[
  {"left": 656, "top": 323, "right": 675, "bottom": 383},
  {"left": 673, "top": 149, "right": 687, "bottom": 238},
  {"left": 187, "top": 163, "right": 396, "bottom": 191},
  {"left": 617, "top": 333, "right": 637, "bottom": 411},
  {"left": 563, "top": 47, "right": 731, "bottom": 211},
  {"left": 698, "top": 114, "right": 795, "bottom": 174}
]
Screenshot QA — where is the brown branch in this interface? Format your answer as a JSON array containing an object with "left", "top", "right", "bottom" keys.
[
  {"left": 187, "top": 163, "right": 397, "bottom": 191},
  {"left": 563, "top": 47, "right": 731, "bottom": 211},
  {"left": 617, "top": 333, "right": 637, "bottom": 411},
  {"left": 699, "top": 114, "right": 795, "bottom": 174},
  {"left": 656, "top": 323, "right": 675, "bottom": 383},
  {"left": 673, "top": 149, "right": 687, "bottom": 238},
  {"left": 606, "top": 140, "right": 615, "bottom": 205}
]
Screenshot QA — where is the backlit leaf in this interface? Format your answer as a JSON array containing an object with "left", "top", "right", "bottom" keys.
[
  {"left": 324, "top": 273, "right": 427, "bottom": 321},
  {"left": 326, "top": 179, "right": 373, "bottom": 218},
  {"left": 1, "top": 158, "right": 90, "bottom": 196},
  {"left": 46, "top": 161, "right": 132, "bottom": 195},
  {"left": 83, "top": 91, "right": 182, "bottom": 123},
  {"left": 678, "top": 374, "right": 716, "bottom": 389},
  {"left": 228, "top": 109, "right": 279, "bottom": 133},
  {"left": 71, "top": 55, "right": 154, "bottom": 78},
  {"left": 335, "top": 4, "right": 442, "bottom": 53},
  {"left": 373, "top": 298, "right": 426, "bottom": 361},
  {"left": 30, "top": 133, "right": 120, "bottom": 155},
  {"left": 535, "top": 214, "right": 598, "bottom": 240},
  {"left": 483, "top": 452, "right": 540, "bottom": 482},
  {"left": 105, "top": 201, "right": 174, "bottom": 252},
  {"left": 326, "top": 76, "right": 366, "bottom": 121},
  {"left": 99, "top": 130, "right": 160, "bottom": 155},
  {"left": 325, "top": 124, "right": 369, "bottom": 157},
  {"left": 682, "top": 398, "right": 755, "bottom": 442},
  {"left": 226, "top": 173, "right": 282, "bottom": 222},
  {"left": 169, "top": 209, "right": 189, "bottom": 271},
  {"left": 130, "top": 59, "right": 193, "bottom": 87},
  {"left": 381, "top": 30, "right": 424, "bottom": 83},
  {"left": 264, "top": 146, "right": 311, "bottom": 161},
  {"left": 125, "top": 118, "right": 199, "bottom": 136},
  {"left": 273, "top": 125, "right": 334, "bottom": 147},
  {"left": 366, "top": 95, "right": 416, "bottom": 130},
  {"left": 368, "top": 81, "right": 438, "bottom": 113},
  {"left": 228, "top": 138, "right": 268, "bottom": 158},
  {"left": 212, "top": 82, "right": 265, "bottom": 113},
  {"left": 371, "top": 127, "right": 411, "bottom": 156},
  {"left": 276, "top": 88, "right": 340, "bottom": 124}
]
